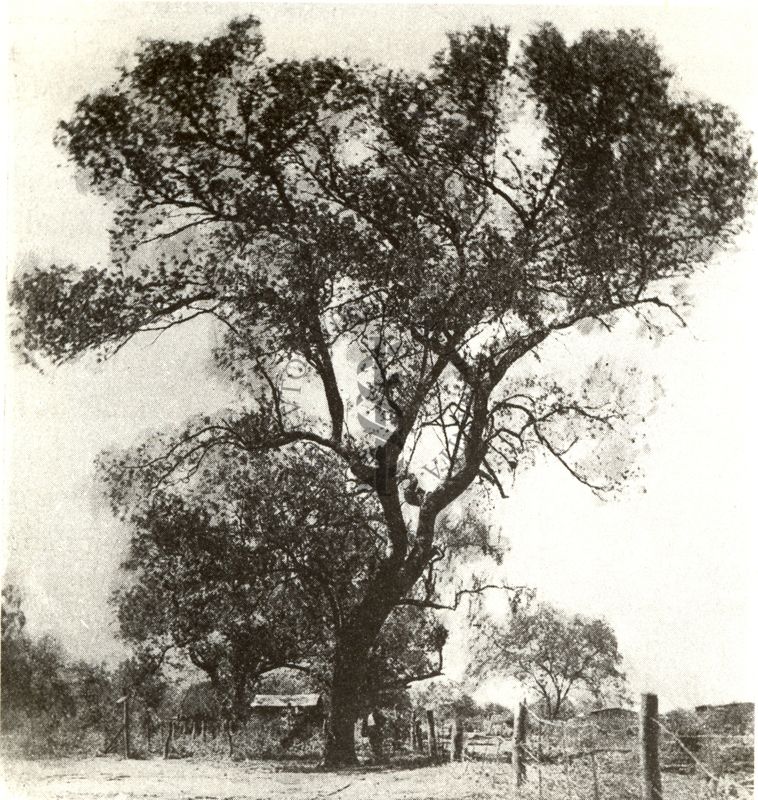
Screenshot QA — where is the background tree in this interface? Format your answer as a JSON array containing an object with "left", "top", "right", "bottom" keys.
[
  {"left": 470, "top": 600, "right": 627, "bottom": 719},
  {"left": 1, "top": 585, "right": 75, "bottom": 729},
  {"left": 177, "top": 681, "right": 222, "bottom": 734},
  {"left": 11, "top": 17, "right": 753, "bottom": 763},
  {"left": 66, "top": 661, "right": 118, "bottom": 734},
  {"left": 0, "top": 586, "right": 167, "bottom": 754},
  {"left": 411, "top": 678, "right": 481, "bottom": 722}
]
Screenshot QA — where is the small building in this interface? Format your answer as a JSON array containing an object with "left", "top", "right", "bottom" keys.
[
  {"left": 249, "top": 693, "right": 324, "bottom": 720},
  {"left": 586, "top": 706, "right": 636, "bottom": 720},
  {"left": 249, "top": 693, "right": 325, "bottom": 751}
]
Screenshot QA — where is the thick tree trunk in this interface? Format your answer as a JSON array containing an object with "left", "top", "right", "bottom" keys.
[
  {"left": 323, "top": 638, "right": 371, "bottom": 766},
  {"left": 324, "top": 691, "right": 360, "bottom": 765},
  {"left": 232, "top": 675, "right": 248, "bottom": 727},
  {"left": 322, "top": 512, "right": 438, "bottom": 767},
  {"left": 323, "top": 578, "right": 402, "bottom": 766}
]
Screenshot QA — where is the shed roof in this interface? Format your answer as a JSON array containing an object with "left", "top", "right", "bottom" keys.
[{"left": 250, "top": 693, "right": 322, "bottom": 709}]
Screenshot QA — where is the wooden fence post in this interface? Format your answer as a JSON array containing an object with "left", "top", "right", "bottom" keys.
[
  {"left": 123, "top": 695, "right": 131, "bottom": 759},
  {"left": 513, "top": 701, "right": 528, "bottom": 787},
  {"left": 537, "top": 720, "right": 543, "bottom": 800},
  {"left": 227, "top": 719, "right": 234, "bottom": 759},
  {"left": 450, "top": 715, "right": 464, "bottom": 762},
  {"left": 640, "top": 693, "right": 663, "bottom": 800},
  {"left": 426, "top": 709, "right": 438, "bottom": 762},
  {"left": 414, "top": 716, "right": 424, "bottom": 753},
  {"left": 589, "top": 723, "right": 600, "bottom": 800},
  {"left": 163, "top": 720, "right": 173, "bottom": 759}
]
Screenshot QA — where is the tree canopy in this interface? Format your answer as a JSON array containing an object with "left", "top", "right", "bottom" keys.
[
  {"left": 11, "top": 16, "right": 753, "bottom": 763},
  {"left": 470, "top": 600, "right": 627, "bottom": 718},
  {"left": 112, "top": 444, "right": 451, "bottom": 719}
]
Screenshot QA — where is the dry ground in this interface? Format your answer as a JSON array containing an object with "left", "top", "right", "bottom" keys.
[
  {"left": 2, "top": 757, "right": 509, "bottom": 800},
  {"left": 0, "top": 756, "right": 750, "bottom": 800}
]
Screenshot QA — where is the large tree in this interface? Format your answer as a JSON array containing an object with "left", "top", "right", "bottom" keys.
[{"left": 11, "top": 18, "right": 753, "bottom": 763}]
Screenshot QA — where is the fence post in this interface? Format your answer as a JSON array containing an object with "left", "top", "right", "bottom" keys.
[
  {"left": 450, "top": 714, "right": 464, "bottom": 762},
  {"left": 537, "top": 720, "right": 543, "bottom": 800},
  {"left": 413, "top": 715, "right": 424, "bottom": 753},
  {"left": 426, "top": 709, "right": 438, "bottom": 762},
  {"left": 163, "top": 720, "right": 173, "bottom": 759},
  {"left": 513, "top": 701, "right": 528, "bottom": 787},
  {"left": 590, "top": 724, "right": 600, "bottom": 800},
  {"left": 640, "top": 693, "right": 663, "bottom": 800},
  {"left": 123, "top": 695, "right": 131, "bottom": 759},
  {"left": 410, "top": 712, "right": 418, "bottom": 752}
]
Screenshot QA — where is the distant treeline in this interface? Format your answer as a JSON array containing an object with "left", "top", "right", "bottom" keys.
[{"left": 1, "top": 585, "right": 168, "bottom": 757}]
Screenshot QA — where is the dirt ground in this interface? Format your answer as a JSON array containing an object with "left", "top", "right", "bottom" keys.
[
  {"left": 1, "top": 756, "right": 750, "bottom": 800},
  {"left": 0, "top": 757, "right": 517, "bottom": 800}
]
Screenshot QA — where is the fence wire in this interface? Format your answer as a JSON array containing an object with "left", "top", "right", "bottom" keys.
[
  {"left": 654, "top": 717, "right": 754, "bottom": 800},
  {"left": 444, "top": 706, "right": 754, "bottom": 800},
  {"left": 95, "top": 703, "right": 754, "bottom": 800}
]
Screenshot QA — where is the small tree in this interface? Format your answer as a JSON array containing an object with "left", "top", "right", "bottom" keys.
[
  {"left": 67, "top": 661, "right": 116, "bottom": 732},
  {"left": 470, "top": 601, "right": 626, "bottom": 719}
]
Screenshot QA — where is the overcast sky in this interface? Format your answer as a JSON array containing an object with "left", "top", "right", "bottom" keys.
[{"left": 5, "top": 1, "right": 757, "bottom": 711}]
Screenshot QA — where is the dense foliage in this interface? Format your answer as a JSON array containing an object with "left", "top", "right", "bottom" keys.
[
  {"left": 113, "top": 446, "right": 450, "bottom": 719},
  {"left": 1, "top": 586, "right": 168, "bottom": 756}
]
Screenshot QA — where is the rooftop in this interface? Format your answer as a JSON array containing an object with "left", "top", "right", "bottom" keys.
[{"left": 250, "top": 693, "right": 322, "bottom": 709}]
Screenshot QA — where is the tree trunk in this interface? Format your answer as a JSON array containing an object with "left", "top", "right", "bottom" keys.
[
  {"left": 553, "top": 692, "right": 563, "bottom": 720},
  {"left": 232, "top": 676, "right": 247, "bottom": 726},
  {"left": 323, "top": 586, "right": 400, "bottom": 766},
  {"left": 322, "top": 525, "right": 436, "bottom": 766},
  {"left": 323, "top": 640, "right": 367, "bottom": 766},
  {"left": 324, "top": 695, "right": 359, "bottom": 766}
]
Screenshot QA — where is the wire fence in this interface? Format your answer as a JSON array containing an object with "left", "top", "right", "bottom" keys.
[
  {"left": 436, "top": 697, "right": 754, "bottom": 800},
  {"left": 97, "top": 713, "right": 326, "bottom": 762},
  {"left": 94, "top": 694, "right": 754, "bottom": 800}
]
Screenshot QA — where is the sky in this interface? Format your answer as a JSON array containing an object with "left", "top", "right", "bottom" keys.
[{"left": 4, "top": 1, "right": 757, "bottom": 711}]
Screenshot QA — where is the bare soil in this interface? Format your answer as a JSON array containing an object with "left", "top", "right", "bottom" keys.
[
  {"left": 0, "top": 755, "right": 748, "bottom": 800},
  {"left": 2, "top": 757, "right": 504, "bottom": 800}
]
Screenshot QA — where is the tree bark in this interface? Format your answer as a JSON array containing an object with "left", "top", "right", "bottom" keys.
[
  {"left": 323, "top": 573, "right": 404, "bottom": 766},
  {"left": 232, "top": 675, "right": 248, "bottom": 726},
  {"left": 324, "top": 636, "right": 371, "bottom": 766},
  {"left": 322, "top": 507, "right": 440, "bottom": 767}
]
